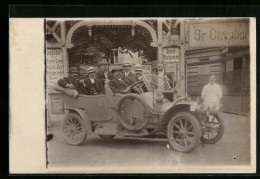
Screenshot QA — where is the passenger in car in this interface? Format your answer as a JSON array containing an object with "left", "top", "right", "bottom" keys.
[
  {"left": 121, "top": 60, "right": 136, "bottom": 84},
  {"left": 132, "top": 64, "right": 143, "bottom": 83},
  {"left": 109, "top": 66, "right": 131, "bottom": 94},
  {"left": 57, "top": 67, "right": 87, "bottom": 94},
  {"left": 84, "top": 67, "right": 104, "bottom": 95},
  {"left": 96, "top": 58, "right": 113, "bottom": 86}
]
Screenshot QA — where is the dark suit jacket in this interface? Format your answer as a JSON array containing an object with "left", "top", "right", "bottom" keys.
[
  {"left": 84, "top": 77, "right": 104, "bottom": 95},
  {"left": 96, "top": 70, "right": 113, "bottom": 85},
  {"left": 122, "top": 71, "right": 136, "bottom": 85},
  {"left": 109, "top": 78, "right": 130, "bottom": 93},
  {"left": 154, "top": 71, "right": 176, "bottom": 88},
  {"left": 57, "top": 77, "right": 86, "bottom": 94}
]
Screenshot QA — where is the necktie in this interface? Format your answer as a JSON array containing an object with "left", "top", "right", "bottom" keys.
[{"left": 90, "top": 77, "right": 94, "bottom": 84}]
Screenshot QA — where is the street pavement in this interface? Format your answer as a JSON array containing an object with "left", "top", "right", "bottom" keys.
[{"left": 47, "top": 113, "right": 251, "bottom": 171}]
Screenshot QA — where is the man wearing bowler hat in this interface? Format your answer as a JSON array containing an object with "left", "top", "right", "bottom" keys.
[
  {"left": 96, "top": 58, "right": 113, "bottom": 85},
  {"left": 121, "top": 60, "right": 136, "bottom": 84},
  {"left": 109, "top": 66, "right": 131, "bottom": 94},
  {"left": 57, "top": 67, "right": 87, "bottom": 94},
  {"left": 84, "top": 67, "right": 104, "bottom": 95}
]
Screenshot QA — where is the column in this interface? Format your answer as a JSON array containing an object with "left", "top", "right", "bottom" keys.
[
  {"left": 179, "top": 20, "right": 185, "bottom": 96},
  {"left": 60, "top": 21, "right": 68, "bottom": 76},
  {"left": 157, "top": 19, "right": 163, "bottom": 61}
]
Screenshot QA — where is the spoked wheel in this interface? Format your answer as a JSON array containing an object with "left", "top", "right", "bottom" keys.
[
  {"left": 62, "top": 113, "right": 86, "bottom": 145},
  {"left": 99, "top": 135, "right": 115, "bottom": 139},
  {"left": 167, "top": 112, "right": 201, "bottom": 153},
  {"left": 118, "top": 95, "right": 149, "bottom": 131},
  {"left": 201, "top": 113, "right": 224, "bottom": 144}
]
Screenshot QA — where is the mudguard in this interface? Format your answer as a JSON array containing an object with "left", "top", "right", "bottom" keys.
[{"left": 66, "top": 108, "right": 92, "bottom": 134}]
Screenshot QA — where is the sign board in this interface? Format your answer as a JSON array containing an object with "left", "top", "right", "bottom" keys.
[
  {"left": 189, "top": 22, "right": 249, "bottom": 47},
  {"left": 162, "top": 47, "right": 180, "bottom": 63},
  {"left": 165, "top": 62, "right": 177, "bottom": 74},
  {"left": 162, "top": 47, "right": 180, "bottom": 75},
  {"left": 46, "top": 49, "right": 64, "bottom": 85},
  {"left": 50, "top": 94, "right": 64, "bottom": 114}
]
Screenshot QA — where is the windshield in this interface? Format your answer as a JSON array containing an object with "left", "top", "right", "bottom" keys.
[{"left": 142, "top": 74, "right": 172, "bottom": 91}]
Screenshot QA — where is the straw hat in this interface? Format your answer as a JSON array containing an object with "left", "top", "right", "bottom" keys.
[
  {"left": 68, "top": 67, "right": 79, "bottom": 73},
  {"left": 134, "top": 64, "right": 143, "bottom": 71},
  {"left": 86, "top": 67, "right": 96, "bottom": 74},
  {"left": 122, "top": 60, "right": 132, "bottom": 67},
  {"left": 99, "top": 58, "right": 108, "bottom": 65},
  {"left": 111, "top": 66, "right": 123, "bottom": 73}
]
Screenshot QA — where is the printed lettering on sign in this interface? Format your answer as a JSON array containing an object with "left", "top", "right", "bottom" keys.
[
  {"left": 46, "top": 49, "right": 64, "bottom": 86},
  {"left": 189, "top": 22, "right": 249, "bottom": 47}
]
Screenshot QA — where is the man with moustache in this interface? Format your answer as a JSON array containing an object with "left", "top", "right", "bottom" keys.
[
  {"left": 109, "top": 66, "right": 131, "bottom": 94},
  {"left": 121, "top": 60, "right": 136, "bottom": 84},
  {"left": 84, "top": 67, "right": 104, "bottom": 95},
  {"left": 154, "top": 61, "right": 175, "bottom": 89},
  {"left": 96, "top": 58, "right": 113, "bottom": 85},
  {"left": 57, "top": 67, "right": 87, "bottom": 94}
]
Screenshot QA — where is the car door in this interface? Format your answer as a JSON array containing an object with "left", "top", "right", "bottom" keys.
[{"left": 83, "top": 95, "right": 112, "bottom": 121}]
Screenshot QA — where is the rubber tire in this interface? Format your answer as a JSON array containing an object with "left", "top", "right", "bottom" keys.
[
  {"left": 99, "top": 135, "right": 115, "bottom": 139},
  {"left": 62, "top": 113, "right": 87, "bottom": 145},
  {"left": 167, "top": 112, "right": 201, "bottom": 153},
  {"left": 117, "top": 95, "right": 150, "bottom": 131},
  {"left": 201, "top": 113, "right": 224, "bottom": 144}
]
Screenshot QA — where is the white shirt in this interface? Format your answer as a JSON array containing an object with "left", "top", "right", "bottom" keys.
[
  {"left": 201, "top": 82, "right": 222, "bottom": 104},
  {"left": 158, "top": 70, "right": 165, "bottom": 90},
  {"left": 89, "top": 77, "right": 95, "bottom": 84},
  {"left": 104, "top": 71, "right": 108, "bottom": 79},
  {"left": 125, "top": 72, "right": 129, "bottom": 77}
]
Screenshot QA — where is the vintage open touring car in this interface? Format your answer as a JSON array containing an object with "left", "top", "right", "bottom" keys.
[{"left": 60, "top": 74, "right": 224, "bottom": 153}]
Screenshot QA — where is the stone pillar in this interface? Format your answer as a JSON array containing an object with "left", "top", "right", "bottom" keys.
[
  {"left": 179, "top": 20, "right": 185, "bottom": 96},
  {"left": 157, "top": 19, "right": 163, "bottom": 61},
  {"left": 60, "top": 21, "right": 69, "bottom": 76}
]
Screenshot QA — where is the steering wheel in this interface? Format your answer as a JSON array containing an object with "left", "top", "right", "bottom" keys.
[{"left": 125, "top": 80, "right": 145, "bottom": 94}]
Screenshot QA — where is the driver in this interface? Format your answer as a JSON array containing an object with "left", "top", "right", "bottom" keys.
[
  {"left": 133, "top": 64, "right": 143, "bottom": 82},
  {"left": 109, "top": 66, "right": 131, "bottom": 94}
]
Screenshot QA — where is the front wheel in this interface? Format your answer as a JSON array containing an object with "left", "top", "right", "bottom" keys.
[
  {"left": 201, "top": 113, "right": 224, "bottom": 144},
  {"left": 62, "top": 113, "right": 87, "bottom": 145},
  {"left": 167, "top": 112, "right": 201, "bottom": 153}
]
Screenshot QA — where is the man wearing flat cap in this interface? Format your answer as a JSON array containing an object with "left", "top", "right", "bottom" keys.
[
  {"left": 96, "top": 58, "right": 113, "bottom": 86},
  {"left": 109, "top": 66, "right": 131, "bottom": 94},
  {"left": 121, "top": 60, "right": 136, "bottom": 84},
  {"left": 84, "top": 67, "right": 104, "bottom": 95},
  {"left": 57, "top": 67, "right": 87, "bottom": 94}
]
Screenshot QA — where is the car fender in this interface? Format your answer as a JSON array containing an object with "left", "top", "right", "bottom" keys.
[
  {"left": 66, "top": 108, "right": 92, "bottom": 134},
  {"left": 161, "top": 103, "right": 196, "bottom": 125}
]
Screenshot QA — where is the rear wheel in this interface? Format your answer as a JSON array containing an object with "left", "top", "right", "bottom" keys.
[
  {"left": 62, "top": 113, "right": 87, "bottom": 145},
  {"left": 167, "top": 112, "right": 201, "bottom": 153},
  {"left": 201, "top": 113, "right": 224, "bottom": 144},
  {"left": 99, "top": 135, "right": 115, "bottom": 139}
]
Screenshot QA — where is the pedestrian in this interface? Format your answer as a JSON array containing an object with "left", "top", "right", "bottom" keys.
[
  {"left": 96, "top": 58, "right": 113, "bottom": 85},
  {"left": 201, "top": 74, "right": 222, "bottom": 107},
  {"left": 57, "top": 67, "right": 87, "bottom": 94},
  {"left": 109, "top": 66, "right": 131, "bottom": 94},
  {"left": 84, "top": 67, "right": 104, "bottom": 95},
  {"left": 121, "top": 60, "right": 136, "bottom": 84},
  {"left": 154, "top": 61, "right": 175, "bottom": 89}
]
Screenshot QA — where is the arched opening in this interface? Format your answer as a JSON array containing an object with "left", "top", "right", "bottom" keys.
[{"left": 67, "top": 23, "right": 157, "bottom": 69}]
